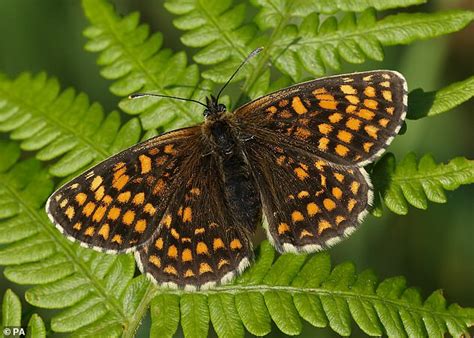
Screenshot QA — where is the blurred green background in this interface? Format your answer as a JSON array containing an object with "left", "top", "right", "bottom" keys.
[{"left": 0, "top": 0, "right": 472, "bottom": 336}]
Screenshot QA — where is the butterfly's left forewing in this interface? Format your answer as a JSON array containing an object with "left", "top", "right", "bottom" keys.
[
  {"left": 236, "top": 70, "right": 407, "bottom": 166},
  {"left": 46, "top": 127, "right": 201, "bottom": 253}
]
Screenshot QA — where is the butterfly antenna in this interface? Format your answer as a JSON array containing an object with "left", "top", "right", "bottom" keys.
[
  {"left": 215, "top": 47, "right": 264, "bottom": 102},
  {"left": 128, "top": 93, "right": 208, "bottom": 108}
]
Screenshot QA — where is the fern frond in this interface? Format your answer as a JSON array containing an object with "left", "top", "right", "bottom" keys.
[
  {"left": 251, "top": 0, "right": 427, "bottom": 29},
  {"left": 408, "top": 75, "right": 474, "bottom": 119},
  {"left": 164, "top": 0, "right": 258, "bottom": 84},
  {"left": 82, "top": 0, "right": 209, "bottom": 131},
  {"left": 276, "top": 9, "right": 474, "bottom": 82},
  {"left": 165, "top": 0, "right": 473, "bottom": 96},
  {"left": 0, "top": 73, "right": 141, "bottom": 178},
  {"left": 1, "top": 289, "right": 46, "bottom": 338},
  {"left": 149, "top": 241, "right": 474, "bottom": 337},
  {"left": 0, "top": 142, "right": 142, "bottom": 335},
  {"left": 372, "top": 152, "right": 474, "bottom": 215}
]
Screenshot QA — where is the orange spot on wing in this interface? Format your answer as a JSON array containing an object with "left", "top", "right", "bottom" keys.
[
  {"left": 345, "top": 95, "right": 360, "bottom": 105},
  {"left": 306, "top": 202, "right": 319, "bottom": 216},
  {"left": 318, "top": 123, "right": 333, "bottom": 135},
  {"left": 278, "top": 222, "right": 290, "bottom": 234},
  {"left": 292, "top": 96, "right": 308, "bottom": 114},
  {"left": 335, "top": 144, "right": 349, "bottom": 157},
  {"left": 317, "top": 220, "right": 331, "bottom": 234},
  {"left": 378, "top": 118, "right": 389, "bottom": 127},
  {"left": 164, "top": 144, "right": 176, "bottom": 155},
  {"left": 319, "top": 100, "right": 338, "bottom": 110},
  {"left": 351, "top": 181, "right": 360, "bottom": 194},
  {"left": 328, "top": 112, "right": 343, "bottom": 123},
  {"left": 94, "top": 186, "right": 105, "bottom": 201},
  {"left": 73, "top": 222, "right": 82, "bottom": 230},
  {"left": 213, "top": 238, "right": 225, "bottom": 251},
  {"left": 334, "top": 173, "right": 345, "bottom": 182},
  {"left": 92, "top": 206, "right": 107, "bottom": 222},
  {"left": 197, "top": 242, "right": 209, "bottom": 255},
  {"left": 167, "top": 245, "right": 178, "bottom": 259},
  {"left": 380, "top": 81, "right": 390, "bottom": 88},
  {"left": 294, "top": 167, "right": 309, "bottom": 181},
  {"left": 84, "top": 226, "right": 95, "bottom": 236},
  {"left": 295, "top": 127, "right": 311, "bottom": 139},
  {"left": 218, "top": 259, "right": 230, "bottom": 269},
  {"left": 323, "top": 198, "right": 336, "bottom": 211},
  {"left": 318, "top": 137, "right": 330, "bottom": 151},
  {"left": 364, "top": 99, "right": 378, "bottom": 110},
  {"left": 164, "top": 265, "right": 178, "bottom": 275},
  {"left": 335, "top": 216, "right": 346, "bottom": 225},
  {"left": 98, "top": 224, "right": 110, "bottom": 240},
  {"left": 230, "top": 239, "right": 242, "bottom": 250},
  {"left": 132, "top": 192, "right": 145, "bottom": 205},
  {"left": 300, "top": 229, "right": 314, "bottom": 238},
  {"left": 107, "top": 206, "right": 121, "bottom": 220},
  {"left": 153, "top": 179, "right": 165, "bottom": 194},
  {"left": 363, "top": 142, "right": 374, "bottom": 153},
  {"left": 155, "top": 238, "right": 163, "bottom": 250},
  {"left": 122, "top": 210, "right": 135, "bottom": 225},
  {"left": 348, "top": 199, "right": 357, "bottom": 212},
  {"left": 90, "top": 176, "right": 103, "bottom": 191},
  {"left": 332, "top": 187, "right": 343, "bottom": 199},
  {"left": 135, "top": 219, "right": 147, "bottom": 233},
  {"left": 182, "top": 207, "right": 192, "bottom": 222},
  {"left": 364, "top": 86, "right": 376, "bottom": 97},
  {"left": 113, "top": 175, "right": 129, "bottom": 190},
  {"left": 386, "top": 107, "right": 395, "bottom": 115},
  {"left": 346, "top": 118, "right": 361, "bottom": 131},
  {"left": 184, "top": 269, "right": 194, "bottom": 277},
  {"left": 291, "top": 211, "right": 304, "bottom": 222},
  {"left": 182, "top": 248, "right": 193, "bottom": 262},
  {"left": 340, "top": 85, "right": 356, "bottom": 94},
  {"left": 149, "top": 255, "right": 161, "bottom": 268},
  {"left": 139, "top": 154, "right": 152, "bottom": 174},
  {"left": 199, "top": 263, "right": 213, "bottom": 274},
  {"left": 117, "top": 191, "right": 131, "bottom": 203},
  {"left": 144, "top": 203, "right": 156, "bottom": 216},
  {"left": 83, "top": 202, "right": 96, "bottom": 217},
  {"left": 358, "top": 109, "right": 375, "bottom": 120},
  {"left": 297, "top": 191, "right": 309, "bottom": 199},
  {"left": 337, "top": 130, "right": 353, "bottom": 143},
  {"left": 382, "top": 90, "right": 393, "bottom": 102},
  {"left": 365, "top": 125, "right": 379, "bottom": 139},
  {"left": 75, "top": 193, "right": 87, "bottom": 206},
  {"left": 65, "top": 206, "right": 75, "bottom": 220}
]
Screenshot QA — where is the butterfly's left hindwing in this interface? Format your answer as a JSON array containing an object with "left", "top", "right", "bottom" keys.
[
  {"left": 244, "top": 137, "right": 372, "bottom": 253},
  {"left": 46, "top": 127, "right": 201, "bottom": 253}
]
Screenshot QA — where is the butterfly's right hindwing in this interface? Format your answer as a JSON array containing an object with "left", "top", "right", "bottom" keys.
[{"left": 46, "top": 127, "right": 201, "bottom": 253}]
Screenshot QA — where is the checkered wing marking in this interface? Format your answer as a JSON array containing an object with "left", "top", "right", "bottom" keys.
[
  {"left": 236, "top": 70, "right": 407, "bottom": 166},
  {"left": 135, "top": 154, "right": 254, "bottom": 289},
  {"left": 245, "top": 138, "right": 372, "bottom": 253},
  {"left": 46, "top": 127, "right": 201, "bottom": 253}
]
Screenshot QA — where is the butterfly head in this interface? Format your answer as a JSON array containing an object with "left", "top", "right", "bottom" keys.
[{"left": 203, "top": 95, "right": 227, "bottom": 119}]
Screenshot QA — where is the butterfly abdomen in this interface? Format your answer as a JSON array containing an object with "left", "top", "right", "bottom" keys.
[{"left": 207, "top": 119, "right": 261, "bottom": 232}]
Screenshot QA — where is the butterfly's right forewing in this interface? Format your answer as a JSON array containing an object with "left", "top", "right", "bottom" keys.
[{"left": 46, "top": 127, "right": 202, "bottom": 253}]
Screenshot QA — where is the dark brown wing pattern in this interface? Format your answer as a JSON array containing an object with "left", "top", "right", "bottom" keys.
[
  {"left": 236, "top": 70, "right": 407, "bottom": 166},
  {"left": 46, "top": 127, "right": 201, "bottom": 253},
  {"left": 135, "top": 153, "right": 254, "bottom": 290},
  {"left": 244, "top": 137, "right": 372, "bottom": 252}
]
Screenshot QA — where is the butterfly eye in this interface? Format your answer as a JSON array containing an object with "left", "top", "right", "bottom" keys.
[{"left": 217, "top": 104, "right": 226, "bottom": 112}]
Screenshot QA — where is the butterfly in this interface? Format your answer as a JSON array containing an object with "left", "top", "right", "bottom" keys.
[{"left": 46, "top": 50, "right": 407, "bottom": 290}]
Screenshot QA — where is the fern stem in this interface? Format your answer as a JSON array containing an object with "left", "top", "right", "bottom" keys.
[
  {"left": 153, "top": 285, "right": 471, "bottom": 323},
  {"left": 240, "top": 8, "right": 290, "bottom": 97},
  {"left": 122, "top": 284, "right": 158, "bottom": 338}
]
